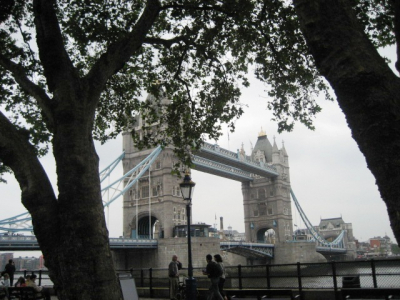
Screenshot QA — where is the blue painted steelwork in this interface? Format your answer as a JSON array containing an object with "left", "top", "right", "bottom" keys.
[
  {"left": 102, "top": 145, "right": 162, "bottom": 207},
  {"left": 0, "top": 212, "right": 33, "bottom": 233},
  {"left": 0, "top": 235, "right": 157, "bottom": 250},
  {"left": 192, "top": 155, "right": 253, "bottom": 181},
  {"left": 290, "top": 188, "right": 346, "bottom": 252},
  {"left": 196, "top": 142, "right": 279, "bottom": 178},
  {"left": 0, "top": 146, "right": 162, "bottom": 233},
  {"left": 220, "top": 241, "right": 274, "bottom": 258},
  {"left": 100, "top": 152, "right": 125, "bottom": 183}
]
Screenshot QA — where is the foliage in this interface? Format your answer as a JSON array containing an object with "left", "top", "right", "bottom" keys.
[
  {"left": 0, "top": 0, "right": 397, "bottom": 168},
  {"left": 392, "top": 243, "right": 400, "bottom": 254}
]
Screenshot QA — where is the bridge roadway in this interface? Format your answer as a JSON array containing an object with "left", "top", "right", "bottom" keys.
[
  {"left": 0, "top": 235, "right": 158, "bottom": 251},
  {"left": 0, "top": 235, "right": 345, "bottom": 257},
  {"left": 0, "top": 236, "right": 274, "bottom": 258},
  {"left": 193, "top": 142, "right": 279, "bottom": 181}
]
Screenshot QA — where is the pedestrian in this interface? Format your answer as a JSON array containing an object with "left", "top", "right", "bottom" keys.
[
  {"left": 4, "top": 259, "right": 15, "bottom": 286},
  {"left": 214, "top": 254, "right": 228, "bottom": 300},
  {"left": 168, "top": 254, "right": 182, "bottom": 300},
  {"left": 26, "top": 274, "right": 51, "bottom": 300},
  {"left": 202, "top": 254, "right": 224, "bottom": 300},
  {"left": 1, "top": 273, "right": 10, "bottom": 300},
  {"left": 1, "top": 273, "right": 10, "bottom": 287},
  {"left": 14, "top": 276, "right": 26, "bottom": 287}
]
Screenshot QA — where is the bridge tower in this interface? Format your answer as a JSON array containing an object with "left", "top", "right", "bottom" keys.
[
  {"left": 242, "top": 129, "right": 293, "bottom": 244},
  {"left": 122, "top": 94, "right": 187, "bottom": 239}
]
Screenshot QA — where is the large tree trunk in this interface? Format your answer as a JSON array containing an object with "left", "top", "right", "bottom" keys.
[
  {"left": 0, "top": 95, "right": 121, "bottom": 299},
  {"left": 293, "top": 0, "right": 400, "bottom": 245},
  {"left": 43, "top": 85, "right": 121, "bottom": 299}
]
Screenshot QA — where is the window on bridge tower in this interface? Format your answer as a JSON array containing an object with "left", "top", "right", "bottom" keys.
[
  {"left": 267, "top": 208, "right": 273, "bottom": 215},
  {"left": 153, "top": 185, "right": 162, "bottom": 197},
  {"left": 172, "top": 186, "right": 181, "bottom": 196},
  {"left": 141, "top": 185, "right": 149, "bottom": 198}
]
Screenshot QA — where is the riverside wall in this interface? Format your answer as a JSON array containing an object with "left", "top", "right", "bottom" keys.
[
  {"left": 274, "top": 241, "right": 327, "bottom": 264},
  {"left": 112, "top": 238, "right": 327, "bottom": 270},
  {"left": 112, "top": 237, "right": 221, "bottom": 270}
]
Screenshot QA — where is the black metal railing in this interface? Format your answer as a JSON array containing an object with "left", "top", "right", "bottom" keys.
[{"left": 117, "top": 259, "right": 400, "bottom": 298}]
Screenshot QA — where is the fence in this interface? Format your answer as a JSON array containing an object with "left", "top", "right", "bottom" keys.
[
  {"left": 119, "top": 259, "right": 400, "bottom": 298},
  {"left": 11, "top": 259, "right": 400, "bottom": 298}
]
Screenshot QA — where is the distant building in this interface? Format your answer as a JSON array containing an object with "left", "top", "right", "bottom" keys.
[
  {"left": 368, "top": 235, "right": 392, "bottom": 256},
  {"left": 39, "top": 255, "right": 45, "bottom": 269},
  {"left": 13, "top": 256, "right": 45, "bottom": 271}
]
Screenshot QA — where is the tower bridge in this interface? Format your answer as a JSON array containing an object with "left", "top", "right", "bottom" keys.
[{"left": 0, "top": 94, "right": 356, "bottom": 268}]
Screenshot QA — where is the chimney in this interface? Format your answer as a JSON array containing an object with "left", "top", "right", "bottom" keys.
[{"left": 220, "top": 217, "right": 224, "bottom": 231}]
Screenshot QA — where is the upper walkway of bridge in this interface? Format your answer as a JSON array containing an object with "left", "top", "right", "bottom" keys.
[{"left": 193, "top": 142, "right": 279, "bottom": 181}]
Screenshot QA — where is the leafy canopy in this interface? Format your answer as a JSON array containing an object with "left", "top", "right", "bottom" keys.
[{"left": 0, "top": 0, "right": 395, "bottom": 168}]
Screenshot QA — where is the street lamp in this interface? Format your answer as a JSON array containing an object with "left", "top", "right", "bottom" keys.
[{"left": 180, "top": 171, "right": 197, "bottom": 300}]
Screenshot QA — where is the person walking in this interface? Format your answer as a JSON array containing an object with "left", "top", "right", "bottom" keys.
[
  {"left": 4, "top": 259, "right": 15, "bottom": 286},
  {"left": 168, "top": 255, "right": 182, "bottom": 300},
  {"left": 203, "top": 254, "right": 224, "bottom": 300},
  {"left": 214, "top": 254, "right": 228, "bottom": 300}
]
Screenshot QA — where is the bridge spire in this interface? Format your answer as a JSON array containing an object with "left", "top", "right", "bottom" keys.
[{"left": 258, "top": 127, "right": 266, "bottom": 137}]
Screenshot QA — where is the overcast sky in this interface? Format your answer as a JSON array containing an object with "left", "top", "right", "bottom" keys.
[{"left": 0, "top": 48, "right": 397, "bottom": 259}]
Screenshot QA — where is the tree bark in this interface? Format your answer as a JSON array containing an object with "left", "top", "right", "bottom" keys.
[{"left": 293, "top": 0, "right": 400, "bottom": 245}]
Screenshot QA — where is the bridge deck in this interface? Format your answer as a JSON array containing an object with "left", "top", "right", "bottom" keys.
[{"left": 196, "top": 142, "right": 279, "bottom": 178}]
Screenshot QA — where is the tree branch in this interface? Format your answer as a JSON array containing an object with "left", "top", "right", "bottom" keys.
[
  {"left": 85, "top": 0, "right": 161, "bottom": 106},
  {"left": 0, "top": 54, "right": 54, "bottom": 130},
  {"left": 144, "top": 36, "right": 191, "bottom": 48},
  {"left": 0, "top": 111, "right": 58, "bottom": 234},
  {"left": 33, "top": 0, "right": 77, "bottom": 93}
]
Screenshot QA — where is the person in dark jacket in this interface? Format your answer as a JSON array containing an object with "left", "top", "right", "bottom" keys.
[
  {"left": 202, "top": 254, "right": 223, "bottom": 300},
  {"left": 214, "top": 254, "right": 228, "bottom": 300},
  {"left": 4, "top": 259, "right": 15, "bottom": 286}
]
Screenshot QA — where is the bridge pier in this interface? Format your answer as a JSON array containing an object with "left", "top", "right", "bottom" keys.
[{"left": 273, "top": 242, "right": 327, "bottom": 264}]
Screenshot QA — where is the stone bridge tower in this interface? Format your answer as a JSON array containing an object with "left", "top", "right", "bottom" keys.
[
  {"left": 242, "top": 129, "right": 293, "bottom": 244},
  {"left": 122, "top": 94, "right": 188, "bottom": 239}
]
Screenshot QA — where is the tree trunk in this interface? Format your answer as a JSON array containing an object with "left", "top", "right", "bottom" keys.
[
  {"left": 0, "top": 91, "right": 122, "bottom": 299},
  {"left": 42, "top": 86, "right": 121, "bottom": 299},
  {"left": 293, "top": 0, "right": 400, "bottom": 245}
]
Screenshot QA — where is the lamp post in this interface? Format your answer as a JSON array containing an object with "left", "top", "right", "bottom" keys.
[{"left": 180, "top": 171, "right": 197, "bottom": 300}]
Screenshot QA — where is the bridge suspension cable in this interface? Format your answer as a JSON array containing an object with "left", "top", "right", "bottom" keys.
[
  {"left": 101, "top": 145, "right": 162, "bottom": 207},
  {"left": 290, "top": 188, "right": 345, "bottom": 247},
  {"left": 0, "top": 146, "right": 162, "bottom": 234}
]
